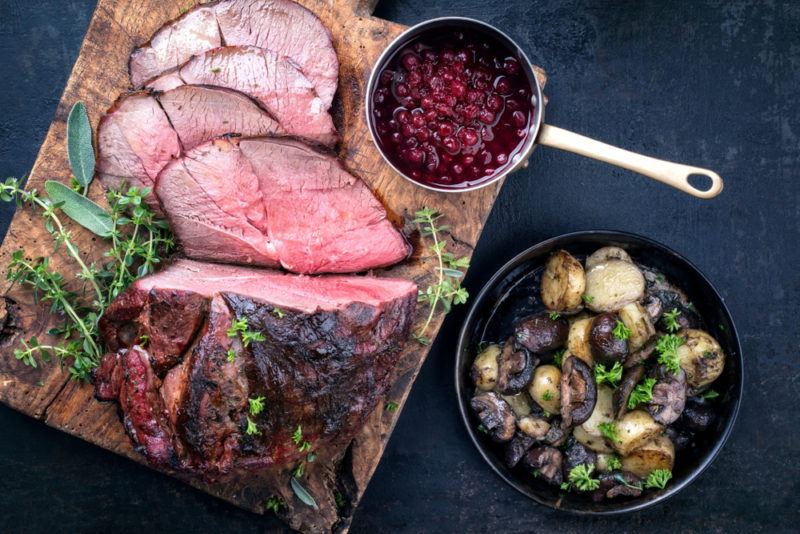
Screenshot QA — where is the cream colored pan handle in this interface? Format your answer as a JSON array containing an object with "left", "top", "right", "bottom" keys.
[{"left": 537, "top": 124, "right": 724, "bottom": 199}]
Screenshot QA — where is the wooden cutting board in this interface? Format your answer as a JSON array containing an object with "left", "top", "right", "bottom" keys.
[{"left": 0, "top": 0, "right": 545, "bottom": 531}]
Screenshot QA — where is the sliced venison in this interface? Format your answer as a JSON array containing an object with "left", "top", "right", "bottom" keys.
[{"left": 155, "top": 137, "right": 411, "bottom": 274}]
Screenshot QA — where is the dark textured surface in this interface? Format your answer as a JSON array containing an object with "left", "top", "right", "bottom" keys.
[{"left": 0, "top": 0, "right": 798, "bottom": 532}]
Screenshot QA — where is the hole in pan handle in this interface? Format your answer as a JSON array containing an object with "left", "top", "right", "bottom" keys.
[{"left": 537, "top": 124, "right": 724, "bottom": 199}]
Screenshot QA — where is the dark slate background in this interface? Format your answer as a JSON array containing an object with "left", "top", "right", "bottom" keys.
[{"left": 0, "top": 0, "right": 797, "bottom": 532}]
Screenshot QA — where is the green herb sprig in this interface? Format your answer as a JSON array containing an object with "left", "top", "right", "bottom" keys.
[
  {"left": 412, "top": 208, "right": 469, "bottom": 345},
  {"left": 644, "top": 469, "right": 672, "bottom": 489},
  {"left": 594, "top": 361, "right": 623, "bottom": 388},
  {"left": 627, "top": 377, "right": 657, "bottom": 409},
  {"left": 612, "top": 319, "right": 631, "bottom": 341},
  {"left": 656, "top": 334, "right": 684, "bottom": 374},
  {"left": 265, "top": 496, "right": 283, "bottom": 514},
  {"left": 662, "top": 308, "right": 682, "bottom": 333},
  {"left": 598, "top": 422, "right": 621, "bottom": 444},
  {"left": 606, "top": 456, "right": 622, "bottom": 471},
  {"left": 567, "top": 464, "right": 600, "bottom": 491},
  {"left": 226, "top": 317, "right": 266, "bottom": 347},
  {"left": 1, "top": 102, "right": 174, "bottom": 379}
]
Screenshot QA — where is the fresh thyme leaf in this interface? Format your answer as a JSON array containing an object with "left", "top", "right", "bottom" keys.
[
  {"left": 553, "top": 349, "right": 566, "bottom": 368},
  {"left": 568, "top": 464, "right": 600, "bottom": 491},
  {"left": 612, "top": 319, "right": 631, "bottom": 341},
  {"left": 292, "top": 425, "right": 303, "bottom": 445},
  {"left": 248, "top": 395, "right": 266, "bottom": 415},
  {"left": 290, "top": 477, "right": 318, "bottom": 509},
  {"left": 413, "top": 208, "right": 469, "bottom": 344},
  {"left": 656, "top": 334, "right": 684, "bottom": 374},
  {"left": 560, "top": 481, "right": 571, "bottom": 491},
  {"left": 702, "top": 389, "right": 720, "bottom": 400},
  {"left": 542, "top": 410, "right": 551, "bottom": 418},
  {"left": 662, "top": 308, "right": 682, "bottom": 333},
  {"left": 245, "top": 416, "right": 261, "bottom": 436},
  {"left": 292, "top": 462, "right": 306, "bottom": 478},
  {"left": 226, "top": 348, "right": 236, "bottom": 363},
  {"left": 549, "top": 311, "right": 560, "bottom": 320},
  {"left": 272, "top": 307, "right": 285, "bottom": 318},
  {"left": 385, "top": 401, "right": 399, "bottom": 412},
  {"left": 644, "top": 469, "right": 672, "bottom": 489},
  {"left": 594, "top": 361, "right": 623, "bottom": 388},
  {"left": 241, "top": 329, "right": 266, "bottom": 347},
  {"left": 45, "top": 181, "right": 112, "bottom": 237},
  {"left": 265, "top": 496, "right": 282, "bottom": 514},
  {"left": 65, "top": 102, "right": 95, "bottom": 194},
  {"left": 477, "top": 424, "right": 488, "bottom": 434},
  {"left": 598, "top": 422, "right": 621, "bottom": 444},
  {"left": 298, "top": 440, "right": 312, "bottom": 453},
  {"left": 581, "top": 294, "right": 594, "bottom": 304},
  {"left": 627, "top": 377, "right": 657, "bottom": 409},
  {"left": 227, "top": 318, "right": 248, "bottom": 338}
]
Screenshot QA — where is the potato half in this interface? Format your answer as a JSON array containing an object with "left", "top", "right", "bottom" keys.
[
  {"left": 541, "top": 250, "right": 586, "bottom": 311},
  {"left": 677, "top": 329, "right": 725, "bottom": 392},
  {"left": 501, "top": 392, "right": 533, "bottom": 418},
  {"left": 471, "top": 344, "right": 500, "bottom": 391},
  {"left": 567, "top": 317, "right": 594, "bottom": 366},
  {"left": 585, "top": 246, "right": 632, "bottom": 270},
  {"left": 618, "top": 302, "right": 656, "bottom": 352},
  {"left": 613, "top": 409, "right": 663, "bottom": 455},
  {"left": 580, "top": 385, "right": 614, "bottom": 437},
  {"left": 528, "top": 365, "right": 562, "bottom": 413},
  {"left": 574, "top": 425, "right": 614, "bottom": 454},
  {"left": 621, "top": 434, "right": 675, "bottom": 478},
  {"left": 584, "top": 259, "right": 645, "bottom": 313}
]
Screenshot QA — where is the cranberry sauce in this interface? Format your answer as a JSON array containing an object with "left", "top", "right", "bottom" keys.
[{"left": 371, "top": 28, "right": 535, "bottom": 189}]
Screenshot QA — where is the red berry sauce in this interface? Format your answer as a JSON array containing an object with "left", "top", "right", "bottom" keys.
[{"left": 371, "top": 28, "right": 534, "bottom": 189}]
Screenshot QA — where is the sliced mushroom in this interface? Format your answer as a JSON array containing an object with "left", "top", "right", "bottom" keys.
[
  {"left": 560, "top": 356, "right": 597, "bottom": 427},
  {"left": 528, "top": 364, "right": 561, "bottom": 413},
  {"left": 678, "top": 398, "right": 717, "bottom": 432},
  {"left": 470, "top": 392, "right": 516, "bottom": 443},
  {"left": 515, "top": 313, "right": 568, "bottom": 353},
  {"left": 618, "top": 302, "right": 656, "bottom": 352},
  {"left": 504, "top": 433, "right": 536, "bottom": 468},
  {"left": 589, "top": 312, "right": 629, "bottom": 365},
  {"left": 585, "top": 246, "right": 632, "bottom": 270},
  {"left": 523, "top": 446, "right": 564, "bottom": 486},
  {"left": 580, "top": 385, "right": 614, "bottom": 437},
  {"left": 676, "top": 329, "right": 725, "bottom": 393},
  {"left": 567, "top": 316, "right": 594, "bottom": 365},
  {"left": 583, "top": 259, "right": 645, "bottom": 313},
  {"left": 541, "top": 250, "right": 586, "bottom": 311},
  {"left": 471, "top": 344, "right": 501, "bottom": 391},
  {"left": 496, "top": 339, "right": 537, "bottom": 395},
  {"left": 643, "top": 294, "right": 664, "bottom": 322},
  {"left": 562, "top": 441, "right": 598, "bottom": 478},
  {"left": 613, "top": 365, "right": 645, "bottom": 419},
  {"left": 623, "top": 338, "right": 657, "bottom": 369},
  {"left": 647, "top": 367, "right": 687, "bottom": 425},
  {"left": 518, "top": 415, "right": 551, "bottom": 439},
  {"left": 542, "top": 417, "right": 568, "bottom": 447},
  {"left": 592, "top": 471, "right": 643, "bottom": 502},
  {"left": 665, "top": 425, "right": 693, "bottom": 452},
  {"left": 501, "top": 392, "right": 532, "bottom": 418}
]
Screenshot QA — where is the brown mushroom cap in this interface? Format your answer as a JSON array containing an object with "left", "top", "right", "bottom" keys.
[
  {"left": 470, "top": 392, "right": 516, "bottom": 442},
  {"left": 613, "top": 365, "right": 645, "bottom": 419},
  {"left": 592, "top": 471, "right": 644, "bottom": 502},
  {"left": 623, "top": 338, "right": 657, "bottom": 369},
  {"left": 496, "top": 339, "right": 537, "bottom": 395},
  {"left": 514, "top": 314, "right": 569, "bottom": 353},
  {"left": 504, "top": 432, "right": 537, "bottom": 468},
  {"left": 647, "top": 367, "right": 688, "bottom": 424},
  {"left": 589, "top": 312, "right": 629, "bottom": 365},
  {"left": 523, "top": 446, "right": 564, "bottom": 486},
  {"left": 560, "top": 356, "right": 597, "bottom": 427}
]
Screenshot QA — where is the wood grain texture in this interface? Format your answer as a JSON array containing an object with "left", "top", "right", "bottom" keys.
[{"left": 0, "top": 1, "right": 545, "bottom": 531}]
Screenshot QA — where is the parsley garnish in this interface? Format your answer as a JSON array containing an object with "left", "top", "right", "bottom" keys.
[
  {"left": 542, "top": 390, "right": 554, "bottom": 401},
  {"left": 656, "top": 334, "right": 684, "bottom": 373},
  {"left": 594, "top": 361, "right": 623, "bottom": 388},
  {"left": 581, "top": 294, "right": 594, "bottom": 304},
  {"left": 644, "top": 469, "right": 672, "bottom": 489},
  {"left": 568, "top": 464, "right": 600, "bottom": 491},
  {"left": 627, "top": 377, "right": 657, "bottom": 409},
  {"left": 542, "top": 410, "right": 552, "bottom": 418},
  {"left": 598, "top": 422, "right": 621, "bottom": 443},
  {"left": 227, "top": 317, "right": 266, "bottom": 347},
  {"left": 293, "top": 462, "right": 305, "bottom": 477},
  {"left": 272, "top": 307, "right": 285, "bottom": 318},
  {"left": 265, "top": 496, "right": 282, "bottom": 514},
  {"left": 702, "top": 389, "right": 720, "bottom": 400},
  {"left": 553, "top": 348, "right": 566, "bottom": 368},
  {"left": 662, "top": 308, "right": 682, "bottom": 333},
  {"left": 248, "top": 396, "right": 266, "bottom": 416},
  {"left": 612, "top": 319, "right": 631, "bottom": 341},
  {"left": 385, "top": 401, "right": 399, "bottom": 412},
  {"left": 607, "top": 456, "right": 622, "bottom": 471},
  {"left": 292, "top": 425, "right": 303, "bottom": 445},
  {"left": 549, "top": 311, "right": 561, "bottom": 320},
  {"left": 226, "top": 348, "right": 236, "bottom": 363},
  {"left": 245, "top": 416, "right": 261, "bottom": 436},
  {"left": 298, "top": 440, "right": 312, "bottom": 453}
]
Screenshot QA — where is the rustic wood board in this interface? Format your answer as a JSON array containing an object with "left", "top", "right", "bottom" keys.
[{"left": 0, "top": 0, "right": 545, "bottom": 531}]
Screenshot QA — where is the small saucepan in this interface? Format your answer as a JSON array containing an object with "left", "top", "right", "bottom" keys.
[{"left": 365, "top": 17, "right": 723, "bottom": 199}]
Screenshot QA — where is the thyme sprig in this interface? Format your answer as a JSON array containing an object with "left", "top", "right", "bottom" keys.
[{"left": 412, "top": 208, "right": 469, "bottom": 345}]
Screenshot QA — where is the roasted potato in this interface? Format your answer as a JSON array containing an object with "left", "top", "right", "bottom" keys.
[
  {"left": 528, "top": 365, "right": 561, "bottom": 413},
  {"left": 583, "top": 259, "right": 645, "bottom": 313},
  {"left": 621, "top": 434, "right": 675, "bottom": 478},
  {"left": 585, "top": 246, "right": 632, "bottom": 270},
  {"left": 501, "top": 392, "right": 532, "bottom": 418},
  {"left": 618, "top": 302, "right": 656, "bottom": 352},
  {"left": 613, "top": 409, "right": 664, "bottom": 455},
  {"left": 596, "top": 453, "right": 618, "bottom": 472},
  {"left": 677, "top": 329, "right": 725, "bottom": 392},
  {"left": 471, "top": 344, "right": 500, "bottom": 391},
  {"left": 541, "top": 250, "right": 586, "bottom": 311},
  {"left": 574, "top": 425, "right": 614, "bottom": 454},
  {"left": 567, "top": 317, "right": 594, "bottom": 365},
  {"left": 518, "top": 415, "right": 551, "bottom": 439},
  {"left": 580, "top": 385, "right": 615, "bottom": 437}
]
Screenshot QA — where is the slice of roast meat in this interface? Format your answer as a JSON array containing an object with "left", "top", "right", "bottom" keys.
[
  {"left": 129, "top": 0, "right": 338, "bottom": 108},
  {"left": 93, "top": 259, "right": 417, "bottom": 473},
  {"left": 96, "top": 86, "right": 285, "bottom": 210},
  {"left": 155, "top": 137, "right": 411, "bottom": 274},
  {"left": 145, "top": 46, "right": 337, "bottom": 146}
]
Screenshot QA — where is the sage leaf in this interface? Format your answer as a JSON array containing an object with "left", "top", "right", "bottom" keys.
[
  {"left": 44, "top": 181, "right": 112, "bottom": 237},
  {"left": 290, "top": 477, "right": 318, "bottom": 509},
  {"left": 66, "top": 102, "right": 95, "bottom": 194}
]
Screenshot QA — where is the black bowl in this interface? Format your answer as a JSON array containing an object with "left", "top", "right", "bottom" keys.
[{"left": 455, "top": 230, "right": 743, "bottom": 514}]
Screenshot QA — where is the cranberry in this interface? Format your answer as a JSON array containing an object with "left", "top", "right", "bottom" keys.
[
  {"left": 462, "top": 155, "right": 474, "bottom": 166},
  {"left": 495, "top": 153, "right": 508, "bottom": 165},
  {"left": 494, "top": 76, "right": 512, "bottom": 95},
  {"left": 405, "top": 148, "right": 425, "bottom": 165},
  {"left": 463, "top": 104, "right": 480, "bottom": 120},
  {"left": 412, "top": 114, "right": 426, "bottom": 128},
  {"left": 450, "top": 80, "right": 467, "bottom": 99},
  {"left": 388, "top": 119, "right": 398, "bottom": 130},
  {"left": 408, "top": 70, "right": 423, "bottom": 86},
  {"left": 421, "top": 96, "right": 435, "bottom": 109},
  {"left": 422, "top": 49, "right": 437, "bottom": 62},
  {"left": 390, "top": 132, "right": 402, "bottom": 144},
  {"left": 481, "top": 126, "right": 494, "bottom": 141},
  {"left": 404, "top": 137, "right": 418, "bottom": 148},
  {"left": 486, "top": 94, "right": 503, "bottom": 112},
  {"left": 401, "top": 124, "right": 416, "bottom": 137},
  {"left": 438, "top": 122, "right": 455, "bottom": 136},
  {"left": 396, "top": 109, "right": 411, "bottom": 124},
  {"left": 452, "top": 164, "right": 464, "bottom": 175},
  {"left": 424, "top": 110, "right": 437, "bottom": 122},
  {"left": 455, "top": 49, "right": 469, "bottom": 63},
  {"left": 512, "top": 110, "right": 527, "bottom": 128},
  {"left": 401, "top": 53, "right": 419, "bottom": 71},
  {"left": 395, "top": 83, "right": 410, "bottom": 97},
  {"left": 442, "top": 136, "right": 461, "bottom": 154},
  {"left": 479, "top": 109, "right": 496, "bottom": 124},
  {"left": 479, "top": 150, "right": 492, "bottom": 165},
  {"left": 416, "top": 129, "right": 430, "bottom": 142},
  {"left": 441, "top": 49, "right": 456, "bottom": 63},
  {"left": 459, "top": 128, "right": 479, "bottom": 146},
  {"left": 503, "top": 58, "right": 520, "bottom": 75},
  {"left": 466, "top": 90, "right": 484, "bottom": 104},
  {"left": 379, "top": 70, "right": 394, "bottom": 86}
]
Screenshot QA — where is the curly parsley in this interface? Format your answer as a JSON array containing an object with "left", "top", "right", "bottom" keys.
[
  {"left": 612, "top": 319, "right": 632, "bottom": 341},
  {"left": 662, "top": 308, "right": 682, "bottom": 333},
  {"left": 656, "top": 334, "right": 684, "bottom": 373},
  {"left": 568, "top": 464, "right": 600, "bottom": 491},
  {"left": 248, "top": 396, "right": 266, "bottom": 416},
  {"left": 594, "top": 361, "right": 623, "bottom": 388},
  {"left": 627, "top": 377, "right": 657, "bottom": 409},
  {"left": 598, "top": 422, "right": 621, "bottom": 444},
  {"left": 644, "top": 469, "right": 672, "bottom": 489}
]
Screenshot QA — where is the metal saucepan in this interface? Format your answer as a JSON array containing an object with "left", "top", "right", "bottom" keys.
[{"left": 365, "top": 17, "right": 724, "bottom": 199}]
